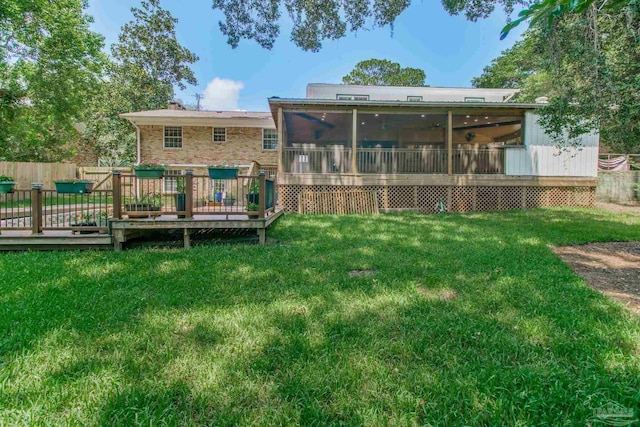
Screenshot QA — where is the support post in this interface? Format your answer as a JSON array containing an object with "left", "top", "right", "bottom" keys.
[
  {"left": 259, "top": 172, "right": 266, "bottom": 219},
  {"left": 183, "top": 229, "right": 191, "bottom": 249},
  {"left": 257, "top": 227, "right": 266, "bottom": 245},
  {"left": 185, "top": 170, "right": 193, "bottom": 219},
  {"left": 30, "top": 183, "right": 43, "bottom": 235},
  {"left": 352, "top": 109, "right": 358, "bottom": 174},
  {"left": 447, "top": 110, "right": 453, "bottom": 175},
  {"left": 112, "top": 170, "right": 122, "bottom": 219},
  {"left": 277, "top": 107, "right": 284, "bottom": 173}
]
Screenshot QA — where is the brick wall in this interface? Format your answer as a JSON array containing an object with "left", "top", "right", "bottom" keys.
[{"left": 139, "top": 125, "right": 278, "bottom": 166}]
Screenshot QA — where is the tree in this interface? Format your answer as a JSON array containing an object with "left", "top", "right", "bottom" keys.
[
  {"left": 0, "top": 0, "right": 106, "bottom": 161},
  {"left": 211, "top": 0, "right": 525, "bottom": 51},
  {"left": 474, "top": 3, "right": 640, "bottom": 152},
  {"left": 342, "top": 59, "right": 427, "bottom": 86},
  {"left": 85, "top": 0, "right": 199, "bottom": 162},
  {"left": 471, "top": 32, "right": 552, "bottom": 102}
]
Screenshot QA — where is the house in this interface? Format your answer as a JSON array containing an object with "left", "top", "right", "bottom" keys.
[
  {"left": 268, "top": 84, "right": 598, "bottom": 213},
  {"left": 120, "top": 101, "right": 277, "bottom": 198}
]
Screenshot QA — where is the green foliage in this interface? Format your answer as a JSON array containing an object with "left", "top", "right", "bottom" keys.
[
  {"left": 0, "top": 0, "right": 106, "bottom": 161},
  {"left": 246, "top": 202, "right": 259, "bottom": 211},
  {"left": 211, "top": 0, "right": 526, "bottom": 51},
  {"left": 473, "top": 3, "right": 640, "bottom": 152},
  {"left": 1, "top": 209, "right": 640, "bottom": 424},
  {"left": 0, "top": 175, "right": 14, "bottom": 182},
  {"left": 342, "top": 59, "right": 427, "bottom": 86},
  {"left": 84, "top": 0, "right": 199, "bottom": 163}
]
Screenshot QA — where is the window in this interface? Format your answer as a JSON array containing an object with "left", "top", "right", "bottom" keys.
[
  {"left": 213, "top": 127, "right": 226, "bottom": 142},
  {"left": 407, "top": 96, "right": 423, "bottom": 102},
  {"left": 464, "top": 97, "right": 486, "bottom": 103},
  {"left": 164, "top": 126, "right": 182, "bottom": 149},
  {"left": 262, "top": 128, "right": 278, "bottom": 150},
  {"left": 163, "top": 170, "right": 183, "bottom": 193},
  {"left": 336, "top": 94, "right": 370, "bottom": 101}
]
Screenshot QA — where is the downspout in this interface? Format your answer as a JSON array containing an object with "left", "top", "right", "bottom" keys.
[{"left": 134, "top": 123, "right": 141, "bottom": 165}]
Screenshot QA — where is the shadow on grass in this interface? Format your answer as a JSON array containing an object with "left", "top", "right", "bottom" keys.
[{"left": 0, "top": 208, "right": 639, "bottom": 424}]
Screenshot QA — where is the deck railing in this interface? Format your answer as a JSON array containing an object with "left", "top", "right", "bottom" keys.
[
  {"left": 112, "top": 171, "right": 276, "bottom": 220},
  {"left": 282, "top": 147, "right": 504, "bottom": 174},
  {"left": 356, "top": 148, "right": 447, "bottom": 174},
  {"left": 0, "top": 185, "right": 112, "bottom": 234},
  {"left": 282, "top": 147, "right": 352, "bottom": 173}
]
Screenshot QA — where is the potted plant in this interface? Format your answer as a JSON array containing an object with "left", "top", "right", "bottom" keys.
[
  {"left": 0, "top": 175, "right": 17, "bottom": 194},
  {"left": 124, "top": 192, "right": 162, "bottom": 218},
  {"left": 246, "top": 202, "right": 260, "bottom": 219},
  {"left": 174, "top": 177, "right": 186, "bottom": 218},
  {"left": 71, "top": 211, "right": 109, "bottom": 234},
  {"left": 223, "top": 192, "right": 236, "bottom": 207},
  {"left": 208, "top": 164, "right": 239, "bottom": 179},
  {"left": 246, "top": 179, "right": 260, "bottom": 205},
  {"left": 54, "top": 178, "right": 94, "bottom": 194},
  {"left": 133, "top": 161, "right": 166, "bottom": 179}
]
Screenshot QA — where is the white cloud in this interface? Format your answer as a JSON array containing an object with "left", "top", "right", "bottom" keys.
[{"left": 201, "top": 77, "right": 244, "bottom": 111}]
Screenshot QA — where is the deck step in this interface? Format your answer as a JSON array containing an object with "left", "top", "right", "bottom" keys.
[{"left": 0, "top": 234, "right": 112, "bottom": 251}]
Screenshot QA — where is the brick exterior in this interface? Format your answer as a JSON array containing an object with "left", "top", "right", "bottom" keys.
[{"left": 139, "top": 125, "right": 278, "bottom": 166}]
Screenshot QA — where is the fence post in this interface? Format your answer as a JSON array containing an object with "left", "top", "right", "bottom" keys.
[
  {"left": 30, "top": 183, "right": 43, "bottom": 235},
  {"left": 185, "top": 170, "right": 193, "bottom": 219},
  {"left": 112, "top": 170, "right": 122, "bottom": 219},
  {"left": 259, "top": 172, "right": 266, "bottom": 219}
]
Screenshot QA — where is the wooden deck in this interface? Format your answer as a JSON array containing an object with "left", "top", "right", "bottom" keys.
[{"left": 110, "top": 208, "right": 285, "bottom": 250}]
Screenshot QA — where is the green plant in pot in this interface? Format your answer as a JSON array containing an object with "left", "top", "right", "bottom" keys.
[
  {"left": 208, "top": 164, "right": 239, "bottom": 179},
  {"left": 0, "top": 175, "right": 17, "bottom": 194},
  {"left": 133, "top": 161, "right": 166, "bottom": 179},
  {"left": 125, "top": 192, "right": 162, "bottom": 218},
  {"left": 71, "top": 210, "right": 109, "bottom": 234},
  {"left": 174, "top": 177, "right": 187, "bottom": 218},
  {"left": 223, "top": 192, "right": 236, "bottom": 207},
  {"left": 54, "top": 178, "right": 93, "bottom": 194},
  {"left": 246, "top": 202, "right": 260, "bottom": 219},
  {"left": 246, "top": 179, "right": 260, "bottom": 205}
]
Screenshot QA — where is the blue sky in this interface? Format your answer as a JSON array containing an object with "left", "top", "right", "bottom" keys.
[{"left": 87, "top": 0, "right": 526, "bottom": 112}]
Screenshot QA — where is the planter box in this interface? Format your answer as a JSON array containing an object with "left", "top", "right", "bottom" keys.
[
  {"left": 134, "top": 168, "right": 165, "bottom": 179},
  {"left": 208, "top": 167, "right": 238, "bottom": 180},
  {"left": 0, "top": 182, "right": 16, "bottom": 194},
  {"left": 54, "top": 181, "right": 93, "bottom": 194},
  {"left": 125, "top": 203, "right": 161, "bottom": 219},
  {"left": 223, "top": 198, "right": 236, "bottom": 207},
  {"left": 174, "top": 193, "right": 186, "bottom": 218}
]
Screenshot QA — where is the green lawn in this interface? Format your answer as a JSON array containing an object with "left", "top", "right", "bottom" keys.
[{"left": 1, "top": 208, "right": 640, "bottom": 426}]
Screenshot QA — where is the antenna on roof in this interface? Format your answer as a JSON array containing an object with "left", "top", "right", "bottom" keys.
[{"left": 193, "top": 93, "right": 203, "bottom": 111}]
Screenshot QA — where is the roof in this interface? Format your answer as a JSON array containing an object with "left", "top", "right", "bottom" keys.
[
  {"left": 306, "top": 83, "right": 520, "bottom": 103},
  {"left": 267, "top": 97, "right": 542, "bottom": 120},
  {"left": 119, "top": 109, "right": 274, "bottom": 127}
]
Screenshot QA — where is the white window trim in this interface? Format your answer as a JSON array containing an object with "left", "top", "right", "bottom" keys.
[
  {"left": 262, "top": 128, "right": 278, "bottom": 151},
  {"left": 163, "top": 126, "right": 183, "bottom": 150},
  {"left": 163, "top": 170, "right": 183, "bottom": 194},
  {"left": 212, "top": 127, "right": 227, "bottom": 143}
]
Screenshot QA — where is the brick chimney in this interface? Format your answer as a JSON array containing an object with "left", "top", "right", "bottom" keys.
[{"left": 168, "top": 100, "right": 186, "bottom": 110}]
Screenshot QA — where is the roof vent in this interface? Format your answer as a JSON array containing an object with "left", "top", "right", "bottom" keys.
[
  {"left": 168, "top": 100, "right": 186, "bottom": 110},
  {"left": 535, "top": 96, "right": 549, "bottom": 104}
]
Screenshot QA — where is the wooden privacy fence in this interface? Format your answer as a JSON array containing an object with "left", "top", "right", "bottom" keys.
[
  {"left": 298, "top": 190, "right": 379, "bottom": 214},
  {"left": 78, "top": 167, "right": 132, "bottom": 190},
  {"left": 0, "top": 162, "right": 76, "bottom": 190}
]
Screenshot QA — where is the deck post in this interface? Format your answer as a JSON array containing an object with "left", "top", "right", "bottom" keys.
[
  {"left": 352, "top": 109, "right": 358, "bottom": 174},
  {"left": 30, "top": 183, "right": 43, "bottom": 235},
  {"left": 185, "top": 170, "right": 193, "bottom": 219},
  {"left": 257, "top": 227, "right": 266, "bottom": 245},
  {"left": 277, "top": 107, "right": 284, "bottom": 173},
  {"left": 183, "top": 228, "right": 191, "bottom": 249},
  {"left": 112, "top": 170, "right": 122, "bottom": 219},
  {"left": 259, "top": 172, "right": 266, "bottom": 219},
  {"left": 447, "top": 110, "right": 453, "bottom": 175}
]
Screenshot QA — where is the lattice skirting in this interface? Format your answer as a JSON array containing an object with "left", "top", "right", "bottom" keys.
[{"left": 278, "top": 185, "right": 595, "bottom": 214}]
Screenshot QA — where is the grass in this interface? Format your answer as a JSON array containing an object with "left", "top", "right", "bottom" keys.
[
  {"left": 1, "top": 208, "right": 640, "bottom": 426},
  {"left": 0, "top": 193, "right": 113, "bottom": 209}
]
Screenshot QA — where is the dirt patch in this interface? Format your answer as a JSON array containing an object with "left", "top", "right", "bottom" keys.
[
  {"left": 349, "top": 269, "right": 378, "bottom": 277},
  {"left": 553, "top": 242, "right": 640, "bottom": 315},
  {"left": 595, "top": 202, "right": 640, "bottom": 215},
  {"left": 416, "top": 285, "right": 458, "bottom": 301}
]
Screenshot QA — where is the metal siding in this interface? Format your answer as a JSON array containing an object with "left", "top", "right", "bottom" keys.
[{"left": 506, "top": 112, "right": 598, "bottom": 177}]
